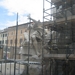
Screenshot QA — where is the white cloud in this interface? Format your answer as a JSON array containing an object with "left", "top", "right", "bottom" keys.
[
  {"left": 7, "top": 12, "right": 14, "bottom": 16},
  {"left": 0, "top": 21, "right": 16, "bottom": 29},
  {"left": 0, "top": 0, "right": 43, "bottom": 29},
  {"left": 0, "top": 16, "right": 29, "bottom": 29}
]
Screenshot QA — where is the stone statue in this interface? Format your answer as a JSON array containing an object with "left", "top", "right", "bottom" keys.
[{"left": 20, "top": 17, "right": 45, "bottom": 75}]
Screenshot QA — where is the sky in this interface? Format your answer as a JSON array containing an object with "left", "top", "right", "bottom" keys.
[{"left": 0, "top": 0, "right": 44, "bottom": 29}]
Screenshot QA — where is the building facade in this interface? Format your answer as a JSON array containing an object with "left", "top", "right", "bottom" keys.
[
  {"left": 7, "top": 23, "right": 30, "bottom": 48},
  {"left": 0, "top": 22, "right": 32, "bottom": 59},
  {"left": 0, "top": 29, "right": 8, "bottom": 59},
  {"left": 7, "top": 22, "right": 31, "bottom": 58},
  {"left": 0, "top": 30, "right": 7, "bottom": 46}
]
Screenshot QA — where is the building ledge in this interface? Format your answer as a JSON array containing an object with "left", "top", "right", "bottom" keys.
[
  {"left": 51, "top": 0, "right": 71, "bottom": 4},
  {"left": 51, "top": 0, "right": 61, "bottom": 3},
  {"left": 45, "top": 15, "right": 75, "bottom": 26},
  {"left": 44, "top": 54, "right": 75, "bottom": 60}
]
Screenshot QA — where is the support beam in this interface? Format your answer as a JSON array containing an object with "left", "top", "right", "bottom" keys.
[{"left": 44, "top": 54, "right": 75, "bottom": 60}]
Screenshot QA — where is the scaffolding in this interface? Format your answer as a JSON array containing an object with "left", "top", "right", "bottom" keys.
[
  {"left": 0, "top": 0, "right": 75, "bottom": 75},
  {"left": 43, "top": 0, "right": 75, "bottom": 75},
  {"left": 0, "top": 14, "right": 42, "bottom": 75}
]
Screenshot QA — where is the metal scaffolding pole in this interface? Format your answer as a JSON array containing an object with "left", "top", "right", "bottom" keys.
[
  {"left": 42, "top": 0, "right": 45, "bottom": 75},
  {"left": 14, "top": 13, "right": 18, "bottom": 75},
  {"left": 5, "top": 32, "right": 8, "bottom": 75},
  {"left": 27, "top": 14, "right": 31, "bottom": 75},
  {"left": 43, "top": 0, "right": 75, "bottom": 75}
]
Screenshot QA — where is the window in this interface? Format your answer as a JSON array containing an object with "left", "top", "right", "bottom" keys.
[
  {"left": 1, "top": 34, "right": 7, "bottom": 37},
  {"left": 5, "top": 34, "right": 7, "bottom": 37},
  {"left": 1, "top": 34, "right": 2, "bottom": 37},
  {"left": 5, "top": 40, "right": 8, "bottom": 44},
  {"left": 2, "top": 40, "right": 4, "bottom": 44},
  {"left": 3, "top": 34, "right": 4, "bottom": 37},
  {"left": 10, "top": 40, "right": 13, "bottom": 45},
  {"left": 0, "top": 41, "right": 1, "bottom": 44}
]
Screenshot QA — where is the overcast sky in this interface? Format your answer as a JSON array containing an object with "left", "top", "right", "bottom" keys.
[{"left": 0, "top": 0, "right": 44, "bottom": 29}]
